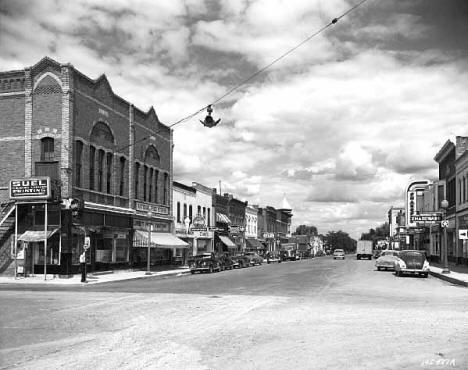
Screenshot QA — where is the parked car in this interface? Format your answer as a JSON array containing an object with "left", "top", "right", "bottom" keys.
[
  {"left": 375, "top": 250, "right": 400, "bottom": 271},
  {"left": 265, "top": 251, "right": 282, "bottom": 263},
  {"left": 232, "top": 254, "right": 250, "bottom": 268},
  {"left": 216, "top": 253, "right": 234, "bottom": 271},
  {"left": 243, "top": 252, "right": 263, "bottom": 266},
  {"left": 189, "top": 253, "right": 221, "bottom": 274},
  {"left": 333, "top": 249, "right": 345, "bottom": 260},
  {"left": 394, "top": 250, "right": 429, "bottom": 278}
]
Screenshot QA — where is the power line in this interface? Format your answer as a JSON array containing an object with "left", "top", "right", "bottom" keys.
[{"left": 169, "top": 0, "right": 370, "bottom": 128}]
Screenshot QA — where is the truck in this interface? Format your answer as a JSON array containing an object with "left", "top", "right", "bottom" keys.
[{"left": 356, "top": 240, "right": 373, "bottom": 260}]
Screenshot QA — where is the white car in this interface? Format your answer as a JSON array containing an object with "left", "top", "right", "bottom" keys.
[
  {"left": 333, "top": 249, "right": 345, "bottom": 260},
  {"left": 375, "top": 250, "right": 400, "bottom": 271}
]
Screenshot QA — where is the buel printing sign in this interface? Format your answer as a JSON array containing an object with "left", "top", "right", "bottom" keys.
[{"left": 9, "top": 177, "right": 51, "bottom": 200}]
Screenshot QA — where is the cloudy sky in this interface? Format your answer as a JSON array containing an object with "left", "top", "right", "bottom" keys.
[{"left": 1, "top": 0, "right": 468, "bottom": 238}]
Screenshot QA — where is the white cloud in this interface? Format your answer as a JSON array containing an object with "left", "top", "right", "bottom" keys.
[{"left": 1, "top": 0, "right": 468, "bottom": 239}]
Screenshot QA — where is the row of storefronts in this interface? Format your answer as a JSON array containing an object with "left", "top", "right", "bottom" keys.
[{"left": 388, "top": 137, "right": 468, "bottom": 266}]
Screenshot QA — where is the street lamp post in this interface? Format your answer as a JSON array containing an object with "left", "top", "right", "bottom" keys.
[
  {"left": 146, "top": 212, "right": 153, "bottom": 275},
  {"left": 440, "top": 200, "right": 450, "bottom": 274}
]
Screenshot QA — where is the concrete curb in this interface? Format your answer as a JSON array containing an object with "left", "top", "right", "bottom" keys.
[{"left": 429, "top": 271, "right": 468, "bottom": 287}]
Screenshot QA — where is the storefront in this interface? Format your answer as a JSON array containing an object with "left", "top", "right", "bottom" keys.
[
  {"left": 133, "top": 229, "right": 188, "bottom": 265},
  {"left": 245, "top": 238, "right": 264, "bottom": 253}
]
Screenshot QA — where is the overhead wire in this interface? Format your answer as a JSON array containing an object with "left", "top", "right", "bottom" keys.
[{"left": 169, "top": 0, "right": 370, "bottom": 128}]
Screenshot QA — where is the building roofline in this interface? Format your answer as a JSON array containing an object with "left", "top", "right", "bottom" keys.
[{"left": 434, "top": 139, "right": 455, "bottom": 162}]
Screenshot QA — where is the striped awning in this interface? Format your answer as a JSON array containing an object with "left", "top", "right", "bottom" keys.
[
  {"left": 216, "top": 212, "right": 231, "bottom": 224},
  {"left": 134, "top": 230, "right": 189, "bottom": 249},
  {"left": 18, "top": 228, "right": 59, "bottom": 242},
  {"left": 246, "top": 238, "right": 264, "bottom": 250},
  {"left": 219, "top": 235, "right": 236, "bottom": 248}
]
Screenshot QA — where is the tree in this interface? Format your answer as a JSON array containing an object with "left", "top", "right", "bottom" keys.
[
  {"left": 324, "top": 230, "right": 356, "bottom": 253},
  {"left": 360, "top": 222, "right": 389, "bottom": 244},
  {"left": 293, "top": 225, "right": 318, "bottom": 236}
]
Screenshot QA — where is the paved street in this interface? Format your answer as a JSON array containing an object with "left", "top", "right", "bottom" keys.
[{"left": 1, "top": 256, "right": 467, "bottom": 369}]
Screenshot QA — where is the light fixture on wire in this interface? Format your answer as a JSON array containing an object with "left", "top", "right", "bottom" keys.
[{"left": 199, "top": 105, "right": 221, "bottom": 128}]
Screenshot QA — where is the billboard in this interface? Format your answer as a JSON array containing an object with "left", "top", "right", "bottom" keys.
[{"left": 9, "top": 177, "right": 51, "bottom": 200}]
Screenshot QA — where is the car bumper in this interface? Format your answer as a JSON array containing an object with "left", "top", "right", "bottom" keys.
[
  {"left": 396, "top": 267, "right": 429, "bottom": 274},
  {"left": 376, "top": 263, "right": 395, "bottom": 269}
]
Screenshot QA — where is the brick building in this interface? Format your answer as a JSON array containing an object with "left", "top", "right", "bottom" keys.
[{"left": 0, "top": 57, "right": 179, "bottom": 276}]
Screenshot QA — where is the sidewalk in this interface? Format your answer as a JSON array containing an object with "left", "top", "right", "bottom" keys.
[
  {"left": 429, "top": 263, "right": 468, "bottom": 287},
  {"left": 0, "top": 266, "right": 190, "bottom": 285}
]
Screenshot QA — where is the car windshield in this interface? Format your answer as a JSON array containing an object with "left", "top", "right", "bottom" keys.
[
  {"left": 382, "top": 251, "right": 399, "bottom": 257},
  {"left": 334, "top": 249, "right": 344, "bottom": 253}
]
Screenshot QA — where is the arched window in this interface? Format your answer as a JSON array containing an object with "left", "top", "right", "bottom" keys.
[
  {"left": 89, "top": 146, "right": 96, "bottom": 190},
  {"left": 154, "top": 170, "right": 159, "bottom": 203},
  {"left": 75, "top": 140, "right": 83, "bottom": 187},
  {"left": 183, "top": 203, "right": 187, "bottom": 219},
  {"left": 134, "top": 163, "right": 140, "bottom": 199},
  {"left": 119, "top": 157, "right": 126, "bottom": 196},
  {"left": 207, "top": 208, "right": 211, "bottom": 227},
  {"left": 149, "top": 168, "right": 153, "bottom": 203},
  {"left": 177, "top": 202, "right": 181, "bottom": 223},
  {"left": 143, "top": 165, "right": 148, "bottom": 201},
  {"left": 144, "top": 145, "right": 160, "bottom": 166},
  {"left": 106, "top": 152, "right": 113, "bottom": 194},
  {"left": 189, "top": 205, "right": 193, "bottom": 221},
  {"left": 97, "top": 149, "right": 105, "bottom": 192},
  {"left": 90, "top": 122, "right": 114, "bottom": 145},
  {"left": 163, "top": 173, "right": 169, "bottom": 205},
  {"left": 41, "top": 137, "right": 54, "bottom": 161}
]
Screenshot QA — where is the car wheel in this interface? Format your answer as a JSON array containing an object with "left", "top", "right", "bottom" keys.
[
  {"left": 377, "top": 267, "right": 381, "bottom": 271},
  {"left": 191, "top": 270, "right": 195, "bottom": 274},
  {"left": 357, "top": 256, "right": 361, "bottom": 260},
  {"left": 423, "top": 273, "right": 428, "bottom": 278},
  {"left": 209, "top": 266, "right": 213, "bottom": 273}
]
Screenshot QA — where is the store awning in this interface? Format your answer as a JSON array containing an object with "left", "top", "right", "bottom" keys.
[
  {"left": 134, "top": 230, "right": 188, "bottom": 249},
  {"left": 18, "top": 228, "right": 59, "bottom": 242},
  {"left": 219, "top": 235, "right": 236, "bottom": 248},
  {"left": 246, "top": 238, "right": 264, "bottom": 250},
  {"left": 216, "top": 212, "right": 231, "bottom": 224}
]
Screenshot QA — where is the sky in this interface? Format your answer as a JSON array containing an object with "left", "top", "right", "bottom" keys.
[{"left": 1, "top": 0, "right": 468, "bottom": 239}]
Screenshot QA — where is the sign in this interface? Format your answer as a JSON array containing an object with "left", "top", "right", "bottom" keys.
[
  {"left": 9, "top": 177, "right": 51, "bottom": 200},
  {"left": 135, "top": 202, "right": 169, "bottom": 215},
  {"left": 459, "top": 229, "right": 468, "bottom": 240},
  {"left": 229, "top": 226, "right": 240, "bottom": 235},
  {"left": 263, "top": 232, "right": 275, "bottom": 239},
  {"left": 410, "top": 213, "right": 442, "bottom": 223},
  {"left": 441, "top": 220, "right": 449, "bottom": 228},
  {"left": 191, "top": 213, "right": 207, "bottom": 231}
]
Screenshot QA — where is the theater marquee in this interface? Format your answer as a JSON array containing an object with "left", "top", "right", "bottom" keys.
[{"left": 9, "top": 177, "right": 51, "bottom": 200}]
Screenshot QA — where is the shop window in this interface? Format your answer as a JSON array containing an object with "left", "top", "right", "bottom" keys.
[
  {"left": 89, "top": 145, "right": 96, "bottom": 190},
  {"left": 40, "top": 137, "right": 54, "bottom": 161},
  {"left": 75, "top": 140, "right": 83, "bottom": 187}
]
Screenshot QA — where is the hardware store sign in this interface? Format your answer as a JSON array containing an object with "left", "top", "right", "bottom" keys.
[{"left": 9, "top": 177, "right": 51, "bottom": 200}]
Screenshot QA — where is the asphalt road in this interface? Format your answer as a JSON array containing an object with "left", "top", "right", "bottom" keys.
[{"left": 1, "top": 256, "right": 467, "bottom": 369}]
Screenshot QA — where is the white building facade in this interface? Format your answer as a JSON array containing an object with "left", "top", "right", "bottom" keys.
[
  {"left": 172, "top": 181, "right": 214, "bottom": 260},
  {"left": 245, "top": 205, "right": 258, "bottom": 239}
]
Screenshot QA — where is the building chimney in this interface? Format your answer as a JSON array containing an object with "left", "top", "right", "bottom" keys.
[{"left": 456, "top": 136, "right": 468, "bottom": 159}]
